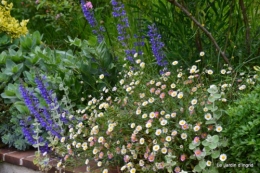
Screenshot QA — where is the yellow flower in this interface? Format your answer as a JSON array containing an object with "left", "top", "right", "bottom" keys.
[{"left": 0, "top": 1, "right": 29, "bottom": 39}]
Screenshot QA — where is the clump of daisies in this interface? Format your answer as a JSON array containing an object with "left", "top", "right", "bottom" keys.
[{"left": 52, "top": 56, "right": 256, "bottom": 172}]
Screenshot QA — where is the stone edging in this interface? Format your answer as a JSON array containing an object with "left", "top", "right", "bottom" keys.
[{"left": 0, "top": 148, "right": 120, "bottom": 173}]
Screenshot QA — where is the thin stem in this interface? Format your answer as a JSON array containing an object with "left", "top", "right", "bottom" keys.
[
  {"left": 239, "top": 0, "right": 251, "bottom": 54},
  {"left": 168, "top": 0, "right": 231, "bottom": 66}
]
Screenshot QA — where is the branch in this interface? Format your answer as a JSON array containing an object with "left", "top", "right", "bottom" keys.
[
  {"left": 239, "top": 0, "right": 251, "bottom": 54},
  {"left": 168, "top": 0, "right": 231, "bottom": 66}
]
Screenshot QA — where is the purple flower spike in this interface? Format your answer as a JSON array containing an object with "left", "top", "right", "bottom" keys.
[{"left": 148, "top": 24, "right": 168, "bottom": 67}]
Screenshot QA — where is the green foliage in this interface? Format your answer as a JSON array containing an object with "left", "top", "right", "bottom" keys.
[
  {"left": 224, "top": 80, "right": 260, "bottom": 173},
  {"left": 0, "top": 30, "right": 121, "bottom": 150},
  {"left": 0, "top": 107, "right": 30, "bottom": 150},
  {"left": 127, "top": 0, "right": 260, "bottom": 67}
]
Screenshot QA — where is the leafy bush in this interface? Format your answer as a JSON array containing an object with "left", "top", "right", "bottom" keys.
[
  {"left": 0, "top": 29, "right": 121, "bottom": 150},
  {"left": 224, "top": 77, "right": 260, "bottom": 173},
  {"left": 0, "top": 1, "right": 29, "bottom": 39}
]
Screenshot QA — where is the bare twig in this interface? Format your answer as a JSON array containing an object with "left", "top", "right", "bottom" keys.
[
  {"left": 168, "top": 0, "right": 231, "bottom": 66},
  {"left": 239, "top": 0, "right": 251, "bottom": 54}
]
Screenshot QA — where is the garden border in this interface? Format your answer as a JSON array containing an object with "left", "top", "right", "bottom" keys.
[{"left": 0, "top": 148, "right": 119, "bottom": 173}]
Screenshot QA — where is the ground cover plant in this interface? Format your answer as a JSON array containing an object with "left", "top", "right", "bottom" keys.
[{"left": 0, "top": 0, "right": 260, "bottom": 173}]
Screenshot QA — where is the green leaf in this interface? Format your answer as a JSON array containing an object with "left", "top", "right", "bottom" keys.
[
  {"left": 208, "top": 167, "right": 218, "bottom": 173},
  {"left": 13, "top": 101, "right": 29, "bottom": 114},
  {"left": 194, "top": 164, "right": 202, "bottom": 172},
  {"left": 205, "top": 120, "right": 216, "bottom": 125},
  {"left": 208, "top": 95, "right": 216, "bottom": 102},
  {"left": 212, "top": 135, "right": 219, "bottom": 143},
  {"left": 0, "top": 73, "right": 9, "bottom": 82},
  {"left": 189, "top": 143, "right": 196, "bottom": 150},
  {"left": 6, "top": 59, "right": 16, "bottom": 69},
  {"left": 209, "top": 142, "right": 218, "bottom": 149},
  {"left": 199, "top": 160, "right": 206, "bottom": 169},
  {"left": 212, "top": 150, "right": 220, "bottom": 159},
  {"left": 207, "top": 86, "right": 218, "bottom": 94},
  {"left": 0, "top": 53, "right": 7, "bottom": 65},
  {"left": 202, "top": 140, "right": 209, "bottom": 146},
  {"left": 212, "top": 93, "right": 221, "bottom": 99},
  {"left": 213, "top": 110, "right": 222, "bottom": 120}
]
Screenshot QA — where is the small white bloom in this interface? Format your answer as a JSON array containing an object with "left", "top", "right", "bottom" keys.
[
  {"left": 165, "top": 136, "right": 172, "bottom": 142},
  {"left": 135, "top": 59, "right": 141, "bottom": 64},
  {"left": 98, "top": 136, "right": 104, "bottom": 143},
  {"left": 142, "top": 113, "right": 148, "bottom": 119},
  {"left": 207, "top": 69, "right": 213, "bottom": 75},
  {"left": 153, "top": 144, "right": 160, "bottom": 151},
  {"left": 60, "top": 137, "right": 65, "bottom": 143},
  {"left": 148, "top": 97, "right": 155, "bottom": 103},
  {"left": 149, "top": 112, "right": 155, "bottom": 118},
  {"left": 170, "top": 83, "right": 176, "bottom": 88},
  {"left": 239, "top": 85, "right": 246, "bottom": 90},
  {"left": 57, "top": 161, "right": 62, "bottom": 168},
  {"left": 126, "top": 87, "right": 132, "bottom": 92},
  {"left": 140, "top": 62, "right": 145, "bottom": 68},
  {"left": 179, "top": 120, "right": 186, "bottom": 126},
  {"left": 142, "top": 101, "right": 148, "bottom": 106},
  {"left": 161, "top": 147, "right": 167, "bottom": 154},
  {"left": 85, "top": 159, "right": 89, "bottom": 165},
  {"left": 220, "top": 69, "right": 226, "bottom": 74},
  {"left": 206, "top": 160, "right": 212, "bottom": 166},
  {"left": 155, "top": 129, "right": 162, "bottom": 136},
  {"left": 97, "top": 161, "right": 102, "bottom": 167},
  {"left": 181, "top": 133, "right": 187, "bottom": 139},
  {"left": 216, "top": 125, "right": 223, "bottom": 132},
  {"left": 219, "top": 154, "right": 227, "bottom": 161},
  {"left": 171, "top": 112, "right": 176, "bottom": 118},
  {"left": 140, "top": 138, "right": 145, "bottom": 144},
  {"left": 172, "top": 61, "right": 178, "bottom": 65},
  {"left": 193, "top": 125, "right": 200, "bottom": 132},
  {"left": 177, "top": 92, "right": 183, "bottom": 99},
  {"left": 119, "top": 79, "right": 124, "bottom": 85},
  {"left": 102, "top": 169, "right": 108, "bottom": 173},
  {"left": 136, "top": 108, "right": 142, "bottom": 115},
  {"left": 191, "top": 99, "right": 197, "bottom": 105},
  {"left": 200, "top": 51, "right": 205, "bottom": 56},
  {"left": 130, "top": 168, "right": 136, "bottom": 173},
  {"left": 146, "top": 122, "right": 152, "bottom": 128},
  {"left": 204, "top": 113, "right": 212, "bottom": 120},
  {"left": 99, "top": 74, "right": 104, "bottom": 79},
  {"left": 160, "top": 119, "right": 167, "bottom": 126},
  {"left": 136, "top": 125, "right": 142, "bottom": 131}
]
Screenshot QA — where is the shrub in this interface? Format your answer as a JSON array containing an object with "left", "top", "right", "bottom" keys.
[
  {"left": 0, "top": 0, "right": 29, "bottom": 39},
  {"left": 224, "top": 76, "right": 260, "bottom": 173}
]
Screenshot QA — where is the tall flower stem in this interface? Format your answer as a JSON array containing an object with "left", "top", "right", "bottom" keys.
[{"left": 168, "top": 0, "right": 231, "bottom": 66}]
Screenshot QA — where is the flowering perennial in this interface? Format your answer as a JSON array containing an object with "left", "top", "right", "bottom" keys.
[
  {"left": 148, "top": 24, "right": 168, "bottom": 67},
  {"left": 80, "top": 0, "right": 104, "bottom": 42}
]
